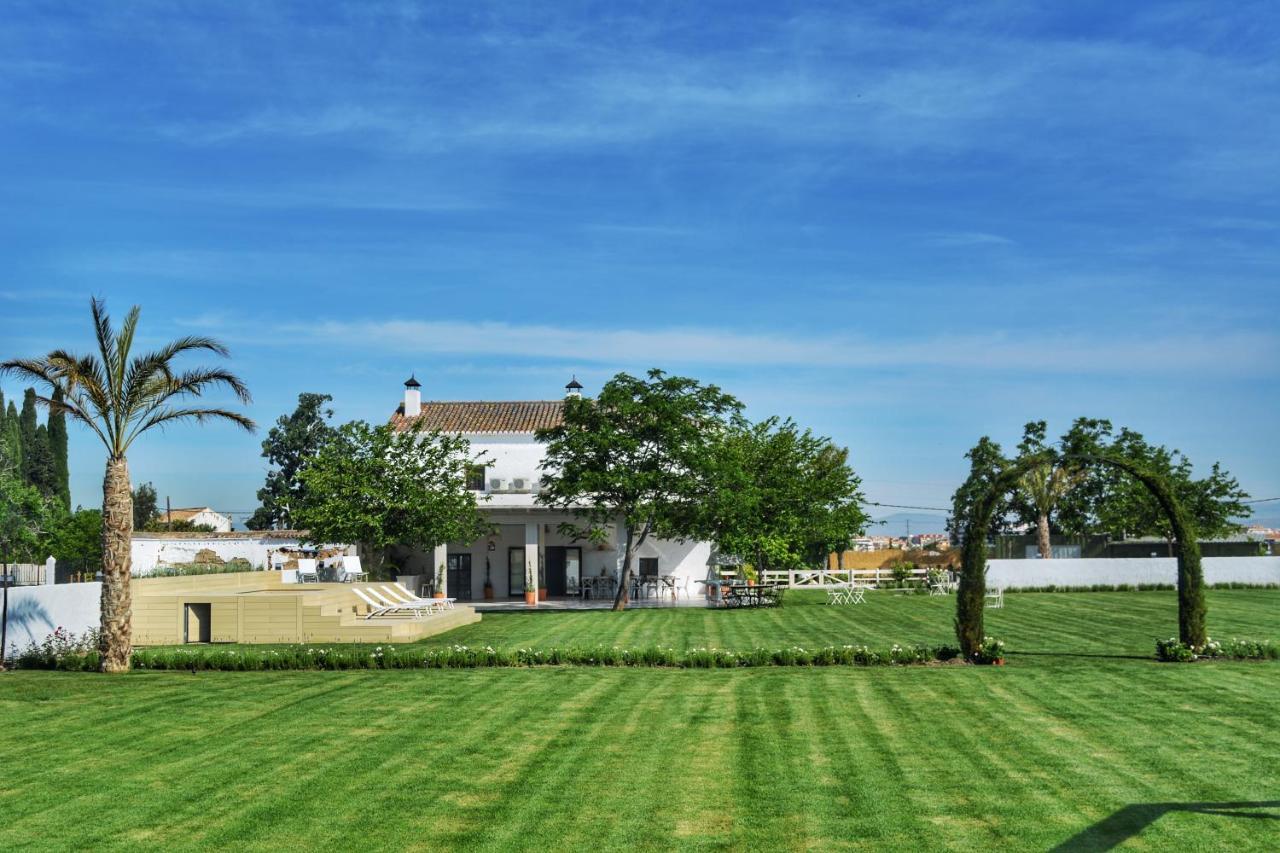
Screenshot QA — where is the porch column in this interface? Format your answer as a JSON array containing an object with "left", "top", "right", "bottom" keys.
[
  {"left": 433, "top": 543, "right": 448, "bottom": 598},
  {"left": 524, "top": 522, "right": 539, "bottom": 606}
]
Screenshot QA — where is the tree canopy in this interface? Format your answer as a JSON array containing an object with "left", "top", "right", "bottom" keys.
[
  {"left": 247, "top": 392, "right": 336, "bottom": 530},
  {"left": 537, "top": 369, "right": 742, "bottom": 610},
  {"left": 700, "top": 417, "right": 868, "bottom": 573},
  {"left": 294, "top": 420, "right": 491, "bottom": 577},
  {"left": 950, "top": 418, "right": 1249, "bottom": 546}
]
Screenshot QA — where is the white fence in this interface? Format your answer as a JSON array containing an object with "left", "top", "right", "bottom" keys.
[
  {"left": 763, "top": 558, "right": 1280, "bottom": 590},
  {"left": 987, "top": 556, "right": 1280, "bottom": 589},
  {"left": 5, "top": 559, "right": 56, "bottom": 586},
  {"left": 761, "top": 566, "right": 933, "bottom": 587}
]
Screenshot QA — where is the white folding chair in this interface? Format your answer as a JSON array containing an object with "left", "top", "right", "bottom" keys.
[
  {"left": 985, "top": 587, "right": 1004, "bottom": 609},
  {"left": 849, "top": 584, "right": 866, "bottom": 604},
  {"left": 827, "top": 586, "right": 851, "bottom": 605},
  {"left": 296, "top": 559, "right": 319, "bottom": 583},
  {"left": 338, "top": 555, "right": 367, "bottom": 583}
]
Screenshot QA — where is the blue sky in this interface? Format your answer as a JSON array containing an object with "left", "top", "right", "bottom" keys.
[{"left": 1, "top": 1, "right": 1277, "bottom": 528}]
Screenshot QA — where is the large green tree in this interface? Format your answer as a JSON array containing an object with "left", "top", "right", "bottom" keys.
[
  {"left": 294, "top": 420, "right": 490, "bottom": 583},
  {"left": 0, "top": 464, "right": 53, "bottom": 565},
  {"left": 247, "top": 392, "right": 335, "bottom": 530},
  {"left": 131, "top": 482, "right": 159, "bottom": 530},
  {"left": 537, "top": 369, "right": 742, "bottom": 611},
  {"left": 1, "top": 298, "right": 254, "bottom": 672},
  {"left": 701, "top": 417, "right": 869, "bottom": 575},
  {"left": 45, "top": 507, "right": 104, "bottom": 576}
]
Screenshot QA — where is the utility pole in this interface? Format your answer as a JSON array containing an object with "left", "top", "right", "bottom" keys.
[{"left": 166, "top": 496, "right": 172, "bottom": 531}]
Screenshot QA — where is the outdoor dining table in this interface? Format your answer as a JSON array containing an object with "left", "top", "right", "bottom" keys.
[{"left": 580, "top": 576, "right": 616, "bottom": 599}]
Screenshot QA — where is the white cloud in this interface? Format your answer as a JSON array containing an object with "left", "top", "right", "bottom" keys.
[{"left": 285, "top": 318, "right": 1278, "bottom": 376}]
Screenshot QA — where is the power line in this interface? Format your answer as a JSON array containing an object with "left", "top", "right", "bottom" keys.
[
  {"left": 867, "top": 501, "right": 951, "bottom": 513},
  {"left": 1244, "top": 497, "right": 1280, "bottom": 504}
]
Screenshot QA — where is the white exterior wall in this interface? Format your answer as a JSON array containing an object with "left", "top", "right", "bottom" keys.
[
  {"left": 130, "top": 534, "right": 309, "bottom": 575},
  {"left": 468, "top": 433, "right": 546, "bottom": 499},
  {"left": 3, "top": 582, "right": 101, "bottom": 655},
  {"left": 987, "top": 556, "right": 1280, "bottom": 588}
]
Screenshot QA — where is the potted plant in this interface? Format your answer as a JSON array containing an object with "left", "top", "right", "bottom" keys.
[{"left": 483, "top": 556, "right": 494, "bottom": 600}]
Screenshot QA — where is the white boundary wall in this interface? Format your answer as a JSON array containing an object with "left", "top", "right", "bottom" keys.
[
  {"left": 988, "top": 556, "right": 1280, "bottom": 588},
  {"left": 131, "top": 534, "right": 310, "bottom": 576},
  {"left": 4, "top": 582, "right": 101, "bottom": 655}
]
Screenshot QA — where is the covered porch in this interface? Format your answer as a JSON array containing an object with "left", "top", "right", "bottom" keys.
[{"left": 392, "top": 508, "right": 711, "bottom": 605}]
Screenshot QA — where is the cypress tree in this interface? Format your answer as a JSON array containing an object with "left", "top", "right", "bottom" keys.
[
  {"left": 49, "top": 386, "right": 71, "bottom": 508},
  {"left": 2, "top": 400, "right": 21, "bottom": 475},
  {"left": 27, "top": 423, "right": 57, "bottom": 498},
  {"left": 19, "top": 387, "right": 38, "bottom": 482}
]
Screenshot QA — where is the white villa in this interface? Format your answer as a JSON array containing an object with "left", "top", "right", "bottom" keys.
[{"left": 388, "top": 375, "right": 711, "bottom": 603}]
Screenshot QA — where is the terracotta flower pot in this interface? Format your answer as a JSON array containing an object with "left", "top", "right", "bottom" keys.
[
  {"left": 433, "top": 592, "right": 445, "bottom": 599},
  {"left": 484, "top": 586, "right": 494, "bottom": 600},
  {"left": 538, "top": 587, "right": 548, "bottom": 601},
  {"left": 524, "top": 590, "right": 538, "bottom": 606}
]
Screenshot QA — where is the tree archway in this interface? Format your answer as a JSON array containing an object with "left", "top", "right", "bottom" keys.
[{"left": 955, "top": 450, "right": 1205, "bottom": 657}]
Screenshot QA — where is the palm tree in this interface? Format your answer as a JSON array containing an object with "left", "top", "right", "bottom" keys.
[
  {"left": 1, "top": 298, "right": 254, "bottom": 672},
  {"left": 1017, "top": 464, "right": 1080, "bottom": 560}
]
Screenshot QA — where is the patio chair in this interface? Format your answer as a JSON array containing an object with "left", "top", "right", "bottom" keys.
[
  {"left": 338, "top": 555, "right": 367, "bottom": 583},
  {"left": 296, "top": 559, "right": 320, "bottom": 583},
  {"left": 827, "top": 586, "right": 850, "bottom": 605},
  {"left": 985, "top": 587, "right": 1004, "bottom": 609}
]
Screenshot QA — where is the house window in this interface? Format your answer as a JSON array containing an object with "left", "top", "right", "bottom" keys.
[
  {"left": 638, "top": 558, "right": 659, "bottom": 577},
  {"left": 465, "top": 465, "right": 486, "bottom": 491}
]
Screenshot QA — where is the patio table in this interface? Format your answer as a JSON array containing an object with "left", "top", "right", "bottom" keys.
[{"left": 580, "top": 576, "right": 616, "bottom": 600}]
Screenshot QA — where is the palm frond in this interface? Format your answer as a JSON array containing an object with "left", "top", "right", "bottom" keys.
[{"left": 128, "top": 407, "right": 257, "bottom": 443}]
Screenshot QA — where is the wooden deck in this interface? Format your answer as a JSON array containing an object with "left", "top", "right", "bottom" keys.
[{"left": 130, "top": 573, "right": 479, "bottom": 645}]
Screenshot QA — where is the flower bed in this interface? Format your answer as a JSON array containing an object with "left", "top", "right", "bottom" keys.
[
  {"left": 1155, "top": 637, "right": 1279, "bottom": 662},
  {"left": 13, "top": 633, "right": 1019, "bottom": 672}
]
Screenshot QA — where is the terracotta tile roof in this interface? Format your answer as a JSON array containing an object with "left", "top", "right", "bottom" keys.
[{"left": 391, "top": 401, "right": 565, "bottom": 434}]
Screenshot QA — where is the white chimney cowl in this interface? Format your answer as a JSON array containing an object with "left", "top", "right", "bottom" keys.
[{"left": 404, "top": 374, "right": 422, "bottom": 416}]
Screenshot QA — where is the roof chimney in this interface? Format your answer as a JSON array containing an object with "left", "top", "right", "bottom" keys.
[
  {"left": 565, "top": 375, "right": 583, "bottom": 399},
  {"left": 403, "top": 374, "right": 422, "bottom": 416}
]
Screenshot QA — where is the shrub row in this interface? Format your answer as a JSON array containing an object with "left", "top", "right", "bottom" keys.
[
  {"left": 15, "top": 638, "right": 1017, "bottom": 671},
  {"left": 1003, "top": 582, "right": 1279, "bottom": 593},
  {"left": 1155, "top": 637, "right": 1279, "bottom": 662}
]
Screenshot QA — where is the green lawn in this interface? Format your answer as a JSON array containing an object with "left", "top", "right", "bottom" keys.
[{"left": 2, "top": 590, "right": 1278, "bottom": 851}]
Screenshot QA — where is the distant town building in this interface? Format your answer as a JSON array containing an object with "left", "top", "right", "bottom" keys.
[{"left": 163, "top": 507, "right": 233, "bottom": 532}]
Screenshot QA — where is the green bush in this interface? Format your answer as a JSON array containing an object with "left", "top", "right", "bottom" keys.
[
  {"left": 15, "top": 640, "right": 1002, "bottom": 672},
  {"left": 1156, "top": 636, "right": 1279, "bottom": 662}
]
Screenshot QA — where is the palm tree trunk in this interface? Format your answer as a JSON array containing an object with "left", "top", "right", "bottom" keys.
[
  {"left": 1036, "top": 512, "right": 1052, "bottom": 560},
  {"left": 100, "top": 456, "right": 133, "bottom": 673}
]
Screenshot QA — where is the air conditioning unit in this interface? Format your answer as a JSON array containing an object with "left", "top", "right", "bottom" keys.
[
  {"left": 510, "top": 478, "right": 527, "bottom": 491},
  {"left": 489, "top": 477, "right": 506, "bottom": 492}
]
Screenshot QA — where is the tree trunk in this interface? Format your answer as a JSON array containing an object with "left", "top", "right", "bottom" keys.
[
  {"left": 611, "top": 520, "right": 651, "bottom": 612},
  {"left": 100, "top": 456, "right": 133, "bottom": 673},
  {"left": 1036, "top": 513, "right": 1051, "bottom": 560},
  {"left": 612, "top": 525, "right": 634, "bottom": 612}
]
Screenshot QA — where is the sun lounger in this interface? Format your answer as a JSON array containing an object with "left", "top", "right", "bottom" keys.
[
  {"left": 352, "top": 587, "right": 406, "bottom": 619},
  {"left": 338, "top": 555, "right": 367, "bottom": 583},
  {"left": 296, "top": 559, "right": 319, "bottom": 583},
  {"left": 379, "top": 584, "right": 455, "bottom": 612}
]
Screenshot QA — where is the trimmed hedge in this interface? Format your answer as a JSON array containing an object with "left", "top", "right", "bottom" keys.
[
  {"left": 1155, "top": 637, "right": 1279, "bottom": 662},
  {"left": 16, "top": 641, "right": 1002, "bottom": 672}
]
